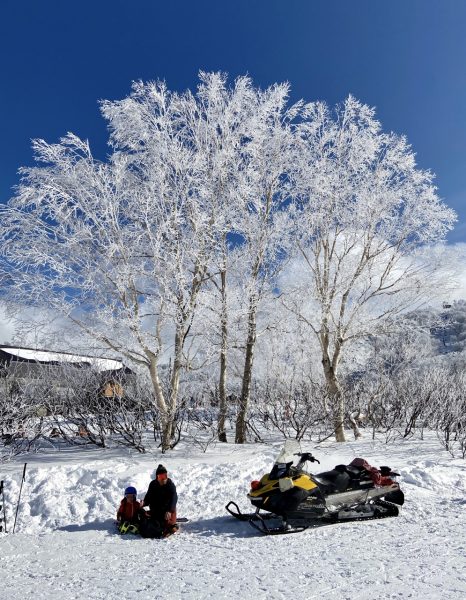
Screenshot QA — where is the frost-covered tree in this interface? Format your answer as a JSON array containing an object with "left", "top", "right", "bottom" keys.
[
  {"left": 230, "top": 83, "right": 300, "bottom": 443},
  {"left": 0, "top": 74, "right": 264, "bottom": 451},
  {"left": 289, "top": 96, "right": 456, "bottom": 441},
  {"left": 0, "top": 76, "right": 458, "bottom": 450},
  {"left": 0, "top": 128, "right": 195, "bottom": 451},
  {"left": 430, "top": 300, "right": 466, "bottom": 353},
  {"left": 0, "top": 73, "right": 301, "bottom": 449},
  {"left": 183, "top": 78, "right": 302, "bottom": 444}
]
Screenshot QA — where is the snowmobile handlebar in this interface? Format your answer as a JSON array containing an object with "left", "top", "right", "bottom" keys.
[{"left": 295, "top": 452, "right": 320, "bottom": 464}]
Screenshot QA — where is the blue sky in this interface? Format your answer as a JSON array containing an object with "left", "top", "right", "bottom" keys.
[{"left": 1, "top": 0, "right": 466, "bottom": 241}]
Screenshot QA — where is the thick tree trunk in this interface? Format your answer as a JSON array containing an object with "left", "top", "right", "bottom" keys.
[
  {"left": 148, "top": 342, "right": 182, "bottom": 453},
  {"left": 333, "top": 385, "right": 346, "bottom": 443},
  {"left": 235, "top": 301, "right": 257, "bottom": 444},
  {"left": 169, "top": 329, "right": 183, "bottom": 410},
  {"left": 148, "top": 356, "right": 174, "bottom": 452},
  {"left": 321, "top": 351, "right": 346, "bottom": 442},
  {"left": 217, "top": 357, "right": 227, "bottom": 442},
  {"left": 161, "top": 327, "right": 184, "bottom": 452},
  {"left": 160, "top": 415, "right": 175, "bottom": 453},
  {"left": 218, "top": 270, "right": 228, "bottom": 442}
]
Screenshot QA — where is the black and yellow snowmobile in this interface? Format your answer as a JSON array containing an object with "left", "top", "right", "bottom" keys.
[{"left": 226, "top": 441, "right": 404, "bottom": 535}]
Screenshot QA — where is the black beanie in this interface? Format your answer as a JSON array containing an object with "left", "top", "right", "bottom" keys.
[{"left": 156, "top": 464, "right": 167, "bottom": 476}]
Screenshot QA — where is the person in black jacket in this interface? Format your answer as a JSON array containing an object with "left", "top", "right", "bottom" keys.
[{"left": 141, "top": 464, "right": 178, "bottom": 535}]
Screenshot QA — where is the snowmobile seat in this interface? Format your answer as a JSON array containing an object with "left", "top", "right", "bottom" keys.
[
  {"left": 345, "top": 465, "right": 363, "bottom": 478},
  {"left": 314, "top": 468, "right": 351, "bottom": 493},
  {"left": 341, "top": 465, "right": 374, "bottom": 490}
]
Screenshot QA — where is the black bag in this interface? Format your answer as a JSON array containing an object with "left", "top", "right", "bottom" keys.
[{"left": 139, "top": 517, "right": 163, "bottom": 539}]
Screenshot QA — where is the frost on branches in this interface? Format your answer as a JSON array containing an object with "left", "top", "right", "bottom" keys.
[
  {"left": 0, "top": 74, "right": 456, "bottom": 449},
  {"left": 285, "top": 96, "right": 456, "bottom": 440}
]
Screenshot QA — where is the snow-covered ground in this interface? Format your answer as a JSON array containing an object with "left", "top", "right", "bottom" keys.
[{"left": 1, "top": 434, "right": 465, "bottom": 599}]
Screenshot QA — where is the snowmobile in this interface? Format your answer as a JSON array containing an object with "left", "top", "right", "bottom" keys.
[{"left": 226, "top": 441, "right": 404, "bottom": 535}]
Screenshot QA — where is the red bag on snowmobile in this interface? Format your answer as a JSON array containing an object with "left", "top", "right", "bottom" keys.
[{"left": 349, "top": 458, "right": 382, "bottom": 485}]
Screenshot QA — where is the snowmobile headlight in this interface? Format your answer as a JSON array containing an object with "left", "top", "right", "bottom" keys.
[{"left": 250, "top": 480, "right": 261, "bottom": 491}]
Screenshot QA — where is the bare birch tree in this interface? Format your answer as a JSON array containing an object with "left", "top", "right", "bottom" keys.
[
  {"left": 0, "top": 73, "right": 299, "bottom": 449},
  {"left": 0, "top": 74, "right": 248, "bottom": 451},
  {"left": 290, "top": 96, "right": 456, "bottom": 441},
  {"left": 230, "top": 84, "right": 301, "bottom": 443}
]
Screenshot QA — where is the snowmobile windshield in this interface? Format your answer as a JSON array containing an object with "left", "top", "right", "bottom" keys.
[
  {"left": 269, "top": 462, "right": 293, "bottom": 479},
  {"left": 274, "top": 440, "right": 301, "bottom": 465},
  {"left": 269, "top": 440, "right": 301, "bottom": 478}
]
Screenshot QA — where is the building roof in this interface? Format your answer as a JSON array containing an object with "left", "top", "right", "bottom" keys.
[{"left": 0, "top": 345, "right": 126, "bottom": 373}]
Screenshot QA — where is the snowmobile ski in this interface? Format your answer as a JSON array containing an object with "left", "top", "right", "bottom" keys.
[
  {"left": 248, "top": 513, "right": 308, "bottom": 535},
  {"left": 225, "top": 501, "right": 275, "bottom": 522},
  {"left": 225, "top": 501, "right": 258, "bottom": 521}
]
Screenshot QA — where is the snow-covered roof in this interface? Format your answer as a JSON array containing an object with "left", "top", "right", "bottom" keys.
[{"left": 0, "top": 346, "right": 124, "bottom": 372}]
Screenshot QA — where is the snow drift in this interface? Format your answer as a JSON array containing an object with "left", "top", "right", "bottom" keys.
[{"left": 1, "top": 435, "right": 465, "bottom": 599}]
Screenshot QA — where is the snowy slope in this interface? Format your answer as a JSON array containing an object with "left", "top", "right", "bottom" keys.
[{"left": 1, "top": 435, "right": 465, "bottom": 600}]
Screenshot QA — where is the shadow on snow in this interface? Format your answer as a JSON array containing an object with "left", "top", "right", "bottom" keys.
[{"left": 57, "top": 515, "right": 335, "bottom": 538}]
